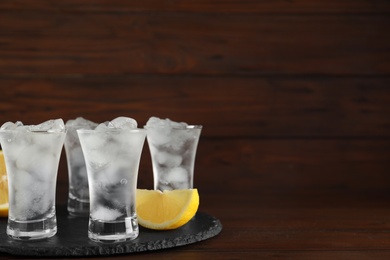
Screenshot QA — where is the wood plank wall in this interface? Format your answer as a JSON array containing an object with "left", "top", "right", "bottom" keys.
[{"left": 0, "top": 1, "right": 389, "bottom": 204}]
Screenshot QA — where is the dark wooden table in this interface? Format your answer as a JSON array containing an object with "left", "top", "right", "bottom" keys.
[{"left": 0, "top": 0, "right": 390, "bottom": 259}]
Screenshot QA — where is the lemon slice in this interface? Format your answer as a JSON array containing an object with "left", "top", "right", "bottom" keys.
[
  {"left": 0, "top": 150, "right": 8, "bottom": 217},
  {"left": 136, "top": 189, "right": 199, "bottom": 230}
]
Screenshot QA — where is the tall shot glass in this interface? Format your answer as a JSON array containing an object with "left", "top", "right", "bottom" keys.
[
  {"left": 0, "top": 119, "right": 66, "bottom": 240},
  {"left": 145, "top": 117, "right": 202, "bottom": 191},
  {"left": 77, "top": 127, "right": 146, "bottom": 243}
]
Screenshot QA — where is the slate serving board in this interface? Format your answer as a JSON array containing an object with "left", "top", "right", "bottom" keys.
[{"left": 0, "top": 206, "right": 222, "bottom": 257}]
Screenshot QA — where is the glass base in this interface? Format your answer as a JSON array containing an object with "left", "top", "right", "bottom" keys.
[
  {"left": 68, "top": 195, "right": 90, "bottom": 217},
  {"left": 88, "top": 216, "right": 139, "bottom": 243},
  {"left": 7, "top": 214, "right": 57, "bottom": 240}
]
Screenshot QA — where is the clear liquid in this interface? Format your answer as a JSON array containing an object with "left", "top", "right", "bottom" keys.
[{"left": 88, "top": 216, "right": 139, "bottom": 243}]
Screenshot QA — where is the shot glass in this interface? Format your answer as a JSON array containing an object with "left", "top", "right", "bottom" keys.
[
  {"left": 145, "top": 117, "right": 202, "bottom": 191},
  {"left": 77, "top": 127, "right": 145, "bottom": 243},
  {"left": 64, "top": 117, "right": 97, "bottom": 216},
  {"left": 0, "top": 119, "right": 66, "bottom": 240}
]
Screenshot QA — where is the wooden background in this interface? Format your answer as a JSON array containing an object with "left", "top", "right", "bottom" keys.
[{"left": 0, "top": 1, "right": 390, "bottom": 259}]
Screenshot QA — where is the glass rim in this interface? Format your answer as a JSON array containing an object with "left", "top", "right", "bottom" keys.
[
  {"left": 76, "top": 128, "right": 146, "bottom": 133},
  {"left": 0, "top": 129, "right": 67, "bottom": 134},
  {"left": 143, "top": 125, "right": 203, "bottom": 130}
]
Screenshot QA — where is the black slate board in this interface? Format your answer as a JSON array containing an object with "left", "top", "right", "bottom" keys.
[{"left": 0, "top": 206, "right": 222, "bottom": 257}]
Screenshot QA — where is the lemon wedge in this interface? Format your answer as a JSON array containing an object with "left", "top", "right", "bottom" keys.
[
  {"left": 0, "top": 150, "right": 8, "bottom": 217},
  {"left": 136, "top": 189, "right": 199, "bottom": 230}
]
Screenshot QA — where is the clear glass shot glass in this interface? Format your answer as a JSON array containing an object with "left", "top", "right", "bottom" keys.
[
  {"left": 77, "top": 128, "right": 146, "bottom": 243},
  {"left": 145, "top": 124, "right": 202, "bottom": 191},
  {"left": 64, "top": 117, "right": 97, "bottom": 216},
  {"left": 0, "top": 120, "right": 66, "bottom": 240}
]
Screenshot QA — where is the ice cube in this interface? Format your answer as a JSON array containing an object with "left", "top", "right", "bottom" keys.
[
  {"left": 168, "top": 119, "right": 188, "bottom": 129},
  {"left": 29, "top": 186, "right": 52, "bottom": 216},
  {"left": 172, "top": 182, "right": 189, "bottom": 190},
  {"left": 12, "top": 188, "right": 33, "bottom": 219},
  {"left": 66, "top": 117, "right": 98, "bottom": 130},
  {"left": 145, "top": 117, "right": 188, "bottom": 129},
  {"left": 1, "top": 140, "right": 28, "bottom": 160},
  {"left": 78, "top": 131, "right": 106, "bottom": 151},
  {"left": 11, "top": 169, "right": 34, "bottom": 193},
  {"left": 15, "top": 121, "right": 24, "bottom": 128},
  {"left": 1, "top": 121, "right": 23, "bottom": 130},
  {"left": 163, "top": 167, "right": 188, "bottom": 184},
  {"left": 145, "top": 117, "right": 189, "bottom": 149},
  {"left": 145, "top": 116, "right": 164, "bottom": 128},
  {"left": 69, "top": 146, "right": 85, "bottom": 166},
  {"left": 146, "top": 128, "right": 171, "bottom": 147},
  {"left": 29, "top": 119, "right": 65, "bottom": 133},
  {"left": 93, "top": 156, "right": 128, "bottom": 186},
  {"left": 95, "top": 121, "right": 110, "bottom": 131},
  {"left": 155, "top": 151, "right": 182, "bottom": 168},
  {"left": 74, "top": 167, "right": 88, "bottom": 183},
  {"left": 168, "top": 129, "right": 196, "bottom": 151},
  {"left": 10, "top": 170, "right": 50, "bottom": 220},
  {"left": 99, "top": 140, "right": 121, "bottom": 165},
  {"left": 15, "top": 145, "right": 56, "bottom": 181},
  {"left": 66, "top": 117, "right": 98, "bottom": 145},
  {"left": 15, "top": 145, "right": 42, "bottom": 171},
  {"left": 31, "top": 131, "right": 64, "bottom": 153},
  {"left": 92, "top": 206, "right": 123, "bottom": 221},
  {"left": 156, "top": 182, "right": 172, "bottom": 191},
  {"left": 109, "top": 116, "right": 137, "bottom": 129}
]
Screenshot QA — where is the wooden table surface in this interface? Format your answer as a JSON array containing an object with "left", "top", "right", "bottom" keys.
[{"left": 0, "top": 1, "right": 389, "bottom": 259}]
